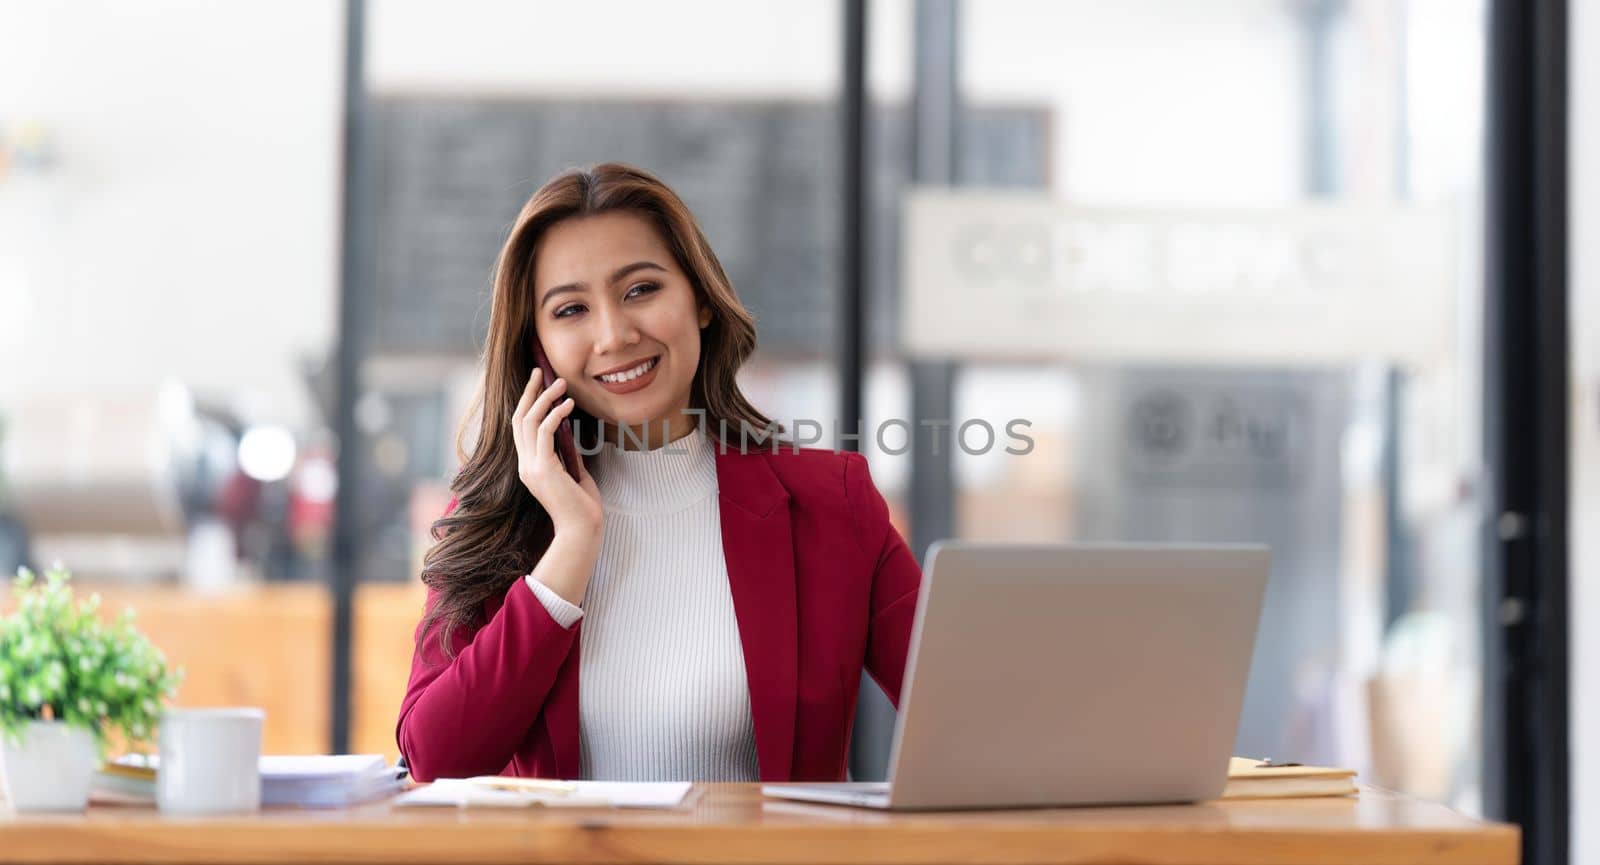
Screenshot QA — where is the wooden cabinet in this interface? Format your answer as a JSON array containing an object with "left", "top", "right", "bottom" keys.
[{"left": 83, "top": 582, "right": 426, "bottom": 757}]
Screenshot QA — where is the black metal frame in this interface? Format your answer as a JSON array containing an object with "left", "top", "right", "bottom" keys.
[
  {"left": 330, "top": 0, "right": 372, "bottom": 755},
  {"left": 839, "top": 0, "right": 866, "bottom": 453},
  {"left": 1484, "top": 1, "right": 1569, "bottom": 863},
  {"left": 905, "top": 1, "right": 959, "bottom": 569}
]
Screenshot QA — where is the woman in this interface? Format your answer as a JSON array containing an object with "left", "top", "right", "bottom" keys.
[{"left": 396, "top": 163, "right": 921, "bottom": 784}]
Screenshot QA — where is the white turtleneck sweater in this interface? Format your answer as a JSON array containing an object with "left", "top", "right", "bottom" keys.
[{"left": 522, "top": 425, "right": 760, "bottom": 781}]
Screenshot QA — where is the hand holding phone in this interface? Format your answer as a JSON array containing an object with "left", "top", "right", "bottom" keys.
[
  {"left": 511, "top": 367, "right": 602, "bottom": 535},
  {"left": 533, "top": 348, "right": 582, "bottom": 480}
]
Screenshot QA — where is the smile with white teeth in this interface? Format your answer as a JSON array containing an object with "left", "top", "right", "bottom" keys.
[{"left": 597, "top": 357, "right": 658, "bottom": 383}]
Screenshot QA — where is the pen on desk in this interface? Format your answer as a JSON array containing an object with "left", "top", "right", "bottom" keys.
[{"left": 466, "top": 776, "right": 579, "bottom": 795}]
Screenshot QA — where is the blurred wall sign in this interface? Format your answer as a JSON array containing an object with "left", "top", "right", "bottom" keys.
[
  {"left": 902, "top": 191, "right": 1457, "bottom": 368},
  {"left": 1124, "top": 385, "right": 1310, "bottom": 491}
]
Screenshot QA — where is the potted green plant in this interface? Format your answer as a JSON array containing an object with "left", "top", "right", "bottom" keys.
[{"left": 0, "top": 564, "right": 181, "bottom": 811}]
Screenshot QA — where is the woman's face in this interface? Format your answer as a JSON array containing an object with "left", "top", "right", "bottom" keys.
[{"left": 531, "top": 210, "right": 712, "bottom": 445}]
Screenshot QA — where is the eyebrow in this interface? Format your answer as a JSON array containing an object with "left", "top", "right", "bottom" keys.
[{"left": 540, "top": 260, "right": 668, "bottom": 310}]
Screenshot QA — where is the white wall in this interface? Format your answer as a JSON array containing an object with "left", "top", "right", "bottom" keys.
[
  {"left": 962, "top": 0, "right": 1303, "bottom": 205},
  {"left": 0, "top": 1, "right": 343, "bottom": 428},
  {"left": 368, "top": 0, "right": 913, "bottom": 100},
  {"left": 1570, "top": 0, "right": 1600, "bottom": 858}
]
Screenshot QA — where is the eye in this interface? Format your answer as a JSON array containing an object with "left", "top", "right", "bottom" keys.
[
  {"left": 625, "top": 281, "right": 660, "bottom": 299},
  {"left": 553, "top": 303, "right": 586, "bottom": 319}
]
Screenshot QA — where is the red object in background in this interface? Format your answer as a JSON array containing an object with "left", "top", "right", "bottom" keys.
[
  {"left": 410, "top": 481, "right": 455, "bottom": 542},
  {"left": 214, "top": 470, "right": 263, "bottom": 547},
  {"left": 287, "top": 446, "right": 337, "bottom": 556}
]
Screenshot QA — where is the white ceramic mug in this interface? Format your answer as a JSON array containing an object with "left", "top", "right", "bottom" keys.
[{"left": 157, "top": 708, "right": 264, "bottom": 815}]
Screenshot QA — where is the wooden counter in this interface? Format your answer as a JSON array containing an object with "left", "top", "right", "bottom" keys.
[{"left": 0, "top": 784, "right": 1517, "bottom": 865}]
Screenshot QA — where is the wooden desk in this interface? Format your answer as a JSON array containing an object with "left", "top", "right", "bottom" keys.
[{"left": 0, "top": 784, "right": 1517, "bottom": 865}]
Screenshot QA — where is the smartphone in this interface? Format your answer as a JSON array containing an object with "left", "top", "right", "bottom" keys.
[{"left": 531, "top": 338, "right": 582, "bottom": 482}]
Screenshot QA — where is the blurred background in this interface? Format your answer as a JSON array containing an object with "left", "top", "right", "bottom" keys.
[{"left": 0, "top": 1, "right": 1595, "bottom": 861}]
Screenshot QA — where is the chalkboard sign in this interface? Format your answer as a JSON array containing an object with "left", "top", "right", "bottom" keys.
[{"left": 372, "top": 98, "right": 1049, "bottom": 357}]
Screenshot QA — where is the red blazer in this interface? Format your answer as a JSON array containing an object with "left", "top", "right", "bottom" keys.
[{"left": 396, "top": 445, "right": 922, "bottom": 783}]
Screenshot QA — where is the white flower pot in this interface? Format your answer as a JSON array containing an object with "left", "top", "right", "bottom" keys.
[{"left": 0, "top": 720, "right": 100, "bottom": 812}]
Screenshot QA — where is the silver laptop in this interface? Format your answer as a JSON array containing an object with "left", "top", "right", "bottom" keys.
[{"left": 761, "top": 541, "right": 1269, "bottom": 810}]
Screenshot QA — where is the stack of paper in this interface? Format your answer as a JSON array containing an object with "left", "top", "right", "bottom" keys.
[
  {"left": 260, "top": 755, "right": 408, "bottom": 808},
  {"left": 94, "top": 754, "right": 407, "bottom": 809},
  {"left": 93, "top": 755, "right": 157, "bottom": 804}
]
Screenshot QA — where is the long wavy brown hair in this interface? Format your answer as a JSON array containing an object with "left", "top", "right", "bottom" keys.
[{"left": 417, "top": 163, "right": 780, "bottom": 656}]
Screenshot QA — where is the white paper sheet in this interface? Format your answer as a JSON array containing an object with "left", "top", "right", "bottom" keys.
[{"left": 395, "top": 779, "right": 693, "bottom": 809}]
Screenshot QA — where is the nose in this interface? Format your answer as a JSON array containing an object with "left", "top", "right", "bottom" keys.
[{"left": 591, "top": 301, "right": 641, "bottom": 358}]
